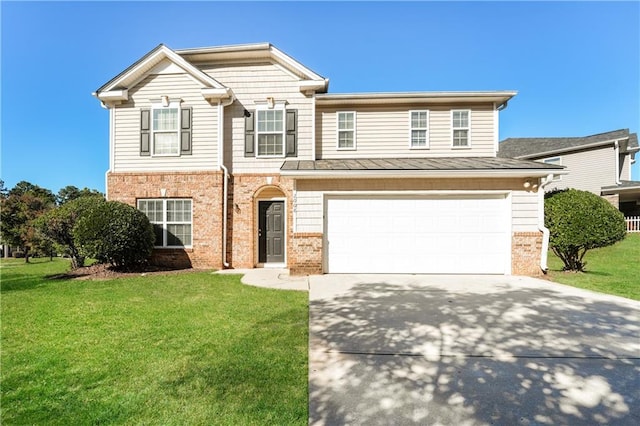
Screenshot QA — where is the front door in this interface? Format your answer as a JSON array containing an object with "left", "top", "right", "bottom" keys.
[{"left": 258, "top": 201, "right": 285, "bottom": 263}]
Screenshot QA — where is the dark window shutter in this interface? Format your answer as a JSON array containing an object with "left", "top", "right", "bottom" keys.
[
  {"left": 180, "top": 107, "right": 192, "bottom": 155},
  {"left": 140, "top": 109, "right": 151, "bottom": 156},
  {"left": 244, "top": 110, "right": 255, "bottom": 157},
  {"left": 286, "top": 109, "right": 297, "bottom": 157}
]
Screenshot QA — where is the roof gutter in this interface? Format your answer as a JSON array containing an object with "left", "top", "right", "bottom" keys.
[{"left": 538, "top": 174, "right": 555, "bottom": 273}]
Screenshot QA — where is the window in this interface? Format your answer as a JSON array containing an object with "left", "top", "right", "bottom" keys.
[
  {"left": 410, "top": 110, "right": 429, "bottom": 148},
  {"left": 542, "top": 157, "right": 562, "bottom": 181},
  {"left": 452, "top": 110, "right": 470, "bottom": 148},
  {"left": 257, "top": 109, "right": 284, "bottom": 156},
  {"left": 152, "top": 103, "right": 180, "bottom": 155},
  {"left": 337, "top": 112, "right": 356, "bottom": 149},
  {"left": 138, "top": 199, "right": 192, "bottom": 247}
]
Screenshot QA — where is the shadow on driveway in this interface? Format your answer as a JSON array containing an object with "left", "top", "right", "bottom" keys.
[{"left": 309, "top": 275, "right": 640, "bottom": 425}]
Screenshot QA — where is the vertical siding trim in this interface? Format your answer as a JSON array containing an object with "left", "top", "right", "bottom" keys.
[
  {"left": 311, "top": 94, "right": 316, "bottom": 161},
  {"left": 493, "top": 103, "right": 499, "bottom": 155}
]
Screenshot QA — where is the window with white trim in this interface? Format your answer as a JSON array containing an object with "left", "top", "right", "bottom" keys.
[
  {"left": 337, "top": 111, "right": 356, "bottom": 149},
  {"left": 452, "top": 110, "right": 470, "bottom": 148},
  {"left": 410, "top": 110, "right": 429, "bottom": 148},
  {"left": 257, "top": 109, "right": 285, "bottom": 157},
  {"left": 542, "top": 157, "right": 562, "bottom": 181},
  {"left": 138, "top": 199, "right": 192, "bottom": 247},
  {"left": 152, "top": 102, "right": 180, "bottom": 155}
]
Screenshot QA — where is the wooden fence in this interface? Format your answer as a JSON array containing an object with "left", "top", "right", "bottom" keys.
[{"left": 626, "top": 216, "right": 640, "bottom": 233}]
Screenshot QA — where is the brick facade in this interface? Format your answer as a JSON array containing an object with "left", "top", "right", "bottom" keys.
[
  {"left": 512, "top": 231, "right": 543, "bottom": 276},
  {"left": 290, "top": 233, "right": 323, "bottom": 275},
  {"left": 107, "top": 171, "right": 224, "bottom": 269}
]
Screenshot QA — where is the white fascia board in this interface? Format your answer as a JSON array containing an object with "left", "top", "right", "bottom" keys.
[
  {"left": 316, "top": 91, "right": 517, "bottom": 106},
  {"left": 280, "top": 169, "right": 567, "bottom": 179},
  {"left": 96, "top": 89, "right": 128, "bottom": 102},
  {"left": 269, "top": 45, "right": 326, "bottom": 81},
  {"left": 99, "top": 45, "right": 226, "bottom": 94}
]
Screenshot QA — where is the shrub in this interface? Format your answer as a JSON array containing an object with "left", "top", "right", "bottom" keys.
[
  {"left": 74, "top": 201, "right": 155, "bottom": 269},
  {"left": 545, "top": 189, "right": 626, "bottom": 271},
  {"left": 35, "top": 196, "right": 105, "bottom": 269}
]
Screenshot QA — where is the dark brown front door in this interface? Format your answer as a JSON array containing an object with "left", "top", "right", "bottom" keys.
[{"left": 258, "top": 201, "right": 285, "bottom": 263}]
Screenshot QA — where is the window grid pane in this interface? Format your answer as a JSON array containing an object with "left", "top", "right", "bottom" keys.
[
  {"left": 154, "top": 133, "right": 179, "bottom": 155},
  {"left": 411, "top": 111, "right": 427, "bottom": 128},
  {"left": 338, "top": 131, "right": 354, "bottom": 148},
  {"left": 338, "top": 113, "right": 354, "bottom": 130},
  {"left": 138, "top": 199, "right": 192, "bottom": 248},
  {"left": 411, "top": 130, "right": 427, "bottom": 146},
  {"left": 153, "top": 108, "right": 178, "bottom": 131},
  {"left": 453, "top": 129, "right": 468, "bottom": 147},
  {"left": 258, "top": 134, "right": 284, "bottom": 156}
]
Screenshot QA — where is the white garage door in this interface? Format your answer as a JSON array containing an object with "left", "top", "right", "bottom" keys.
[{"left": 325, "top": 195, "right": 510, "bottom": 274}]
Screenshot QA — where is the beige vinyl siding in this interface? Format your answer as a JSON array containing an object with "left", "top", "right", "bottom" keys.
[
  {"left": 621, "top": 153, "right": 631, "bottom": 181},
  {"left": 316, "top": 104, "right": 496, "bottom": 159},
  {"left": 113, "top": 72, "right": 218, "bottom": 172},
  {"left": 292, "top": 178, "right": 540, "bottom": 234},
  {"left": 200, "top": 62, "right": 314, "bottom": 173},
  {"left": 535, "top": 147, "right": 617, "bottom": 194}
]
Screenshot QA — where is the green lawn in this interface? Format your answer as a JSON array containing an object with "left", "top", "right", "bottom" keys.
[
  {"left": 1, "top": 258, "right": 308, "bottom": 425},
  {"left": 547, "top": 233, "right": 640, "bottom": 300}
]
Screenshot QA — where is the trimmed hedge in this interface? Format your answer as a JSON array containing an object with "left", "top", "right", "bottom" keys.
[{"left": 545, "top": 189, "right": 626, "bottom": 271}]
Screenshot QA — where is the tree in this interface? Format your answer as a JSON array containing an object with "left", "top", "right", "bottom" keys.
[
  {"left": 545, "top": 189, "right": 626, "bottom": 271},
  {"left": 57, "top": 185, "right": 104, "bottom": 205},
  {"left": 36, "top": 196, "right": 106, "bottom": 269},
  {"left": 0, "top": 181, "right": 56, "bottom": 262},
  {"left": 74, "top": 201, "right": 155, "bottom": 269}
]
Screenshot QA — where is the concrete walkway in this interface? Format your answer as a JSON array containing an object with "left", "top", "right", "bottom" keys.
[{"left": 215, "top": 267, "right": 309, "bottom": 291}]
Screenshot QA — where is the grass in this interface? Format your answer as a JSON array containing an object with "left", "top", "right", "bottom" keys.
[
  {"left": 1, "top": 258, "right": 308, "bottom": 425},
  {"left": 547, "top": 233, "right": 640, "bottom": 300}
]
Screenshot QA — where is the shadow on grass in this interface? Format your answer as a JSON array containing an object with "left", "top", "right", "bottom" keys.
[{"left": 309, "top": 279, "right": 640, "bottom": 425}]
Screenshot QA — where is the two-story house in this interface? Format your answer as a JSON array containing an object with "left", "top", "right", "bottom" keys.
[
  {"left": 94, "top": 43, "right": 563, "bottom": 276},
  {"left": 499, "top": 129, "right": 640, "bottom": 217}
]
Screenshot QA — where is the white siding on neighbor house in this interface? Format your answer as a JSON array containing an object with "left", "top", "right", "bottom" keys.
[
  {"left": 292, "top": 178, "right": 540, "bottom": 234},
  {"left": 316, "top": 104, "right": 496, "bottom": 159},
  {"left": 536, "top": 146, "right": 617, "bottom": 195},
  {"left": 200, "top": 62, "right": 314, "bottom": 174},
  {"left": 621, "top": 153, "right": 631, "bottom": 181},
  {"left": 113, "top": 71, "right": 218, "bottom": 172}
]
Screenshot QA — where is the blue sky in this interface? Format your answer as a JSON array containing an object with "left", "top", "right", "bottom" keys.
[{"left": 2, "top": 1, "right": 639, "bottom": 193}]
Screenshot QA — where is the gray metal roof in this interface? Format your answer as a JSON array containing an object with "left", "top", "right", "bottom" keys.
[
  {"left": 498, "top": 129, "right": 636, "bottom": 159},
  {"left": 281, "top": 157, "right": 563, "bottom": 172},
  {"left": 601, "top": 180, "right": 640, "bottom": 192}
]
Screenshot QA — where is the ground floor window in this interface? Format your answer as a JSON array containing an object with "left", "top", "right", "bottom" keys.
[{"left": 138, "top": 199, "right": 192, "bottom": 247}]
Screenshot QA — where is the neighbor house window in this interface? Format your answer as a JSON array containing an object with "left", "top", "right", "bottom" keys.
[
  {"left": 452, "top": 110, "right": 470, "bottom": 148},
  {"left": 257, "top": 109, "right": 284, "bottom": 157},
  {"left": 542, "top": 157, "right": 562, "bottom": 181},
  {"left": 138, "top": 199, "right": 192, "bottom": 247},
  {"left": 410, "top": 110, "right": 429, "bottom": 148},
  {"left": 152, "top": 102, "right": 180, "bottom": 155},
  {"left": 337, "top": 111, "right": 356, "bottom": 149}
]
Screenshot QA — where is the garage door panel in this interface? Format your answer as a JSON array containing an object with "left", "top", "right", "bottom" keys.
[{"left": 326, "top": 196, "right": 509, "bottom": 274}]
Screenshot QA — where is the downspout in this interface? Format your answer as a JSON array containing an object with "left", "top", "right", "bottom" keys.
[
  {"left": 538, "top": 173, "right": 554, "bottom": 273},
  {"left": 614, "top": 140, "right": 621, "bottom": 185},
  {"left": 218, "top": 95, "right": 235, "bottom": 268}
]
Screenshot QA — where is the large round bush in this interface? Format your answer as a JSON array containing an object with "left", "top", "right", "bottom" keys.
[
  {"left": 544, "top": 189, "right": 626, "bottom": 271},
  {"left": 74, "top": 201, "right": 155, "bottom": 268}
]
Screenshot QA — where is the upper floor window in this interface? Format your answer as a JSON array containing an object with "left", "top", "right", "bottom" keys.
[
  {"left": 542, "top": 157, "right": 562, "bottom": 181},
  {"left": 153, "top": 105, "right": 180, "bottom": 155},
  {"left": 257, "top": 109, "right": 284, "bottom": 157},
  {"left": 410, "top": 110, "right": 429, "bottom": 148},
  {"left": 337, "top": 111, "right": 356, "bottom": 150},
  {"left": 140, "top": 101, "right": 192, "bottom": 157},
  {"left": 244, "top": 108, "right": 297, "bottom": 158},
  {"left": 452, "top": 110, "right": 471, "bottom": 148},
  {"left": 138, "top": 198, "right": 192, "bottom": 247}
]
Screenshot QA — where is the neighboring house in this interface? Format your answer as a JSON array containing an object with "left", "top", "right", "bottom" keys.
[
  {"left": 499, "top": 129, "right": 640, "bottom": 217},
  {"left": 93, "top": 43, "right": 563, "bottom": 276}
]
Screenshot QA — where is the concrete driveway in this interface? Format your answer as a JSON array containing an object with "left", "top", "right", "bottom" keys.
[{"left": 309, "top": 274, "right": 640, "bottom": 425}]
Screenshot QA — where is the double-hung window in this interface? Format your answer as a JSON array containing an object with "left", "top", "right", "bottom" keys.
[
  {"left": 337, "top": 111, "right": 356, "bottom": 149},
  {"left": 152, "top": 102, "right": 180, "bottom": 155},
  {"left": 138, "top": 199, "right": 192, "bottom": 247},
  {"left": 410, "top": 110, "right": 429, "bottom": 148},
  {"left": 257, "top": 109, "right": 284, "bottom": 157},
  {"left": 452, "top": 110, "right": 471, "bottom": 148}
]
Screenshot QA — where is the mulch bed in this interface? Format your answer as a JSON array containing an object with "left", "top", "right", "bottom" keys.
[{"left": 48, "top": 263, "right": 208, "bottom": 280}]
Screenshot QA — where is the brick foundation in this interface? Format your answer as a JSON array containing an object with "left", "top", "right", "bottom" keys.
[
  {"left": 602, "top": 194, "right": 619, "bottom": 209},
  {"left": 290, "top": 233, "right": 323, "bottom": 275},
  {"left": 512, "top": 232, "right": 543, "bottom": 276},
  {"left": 107, "top": 171, "right": 224, "bottom": 269}
]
